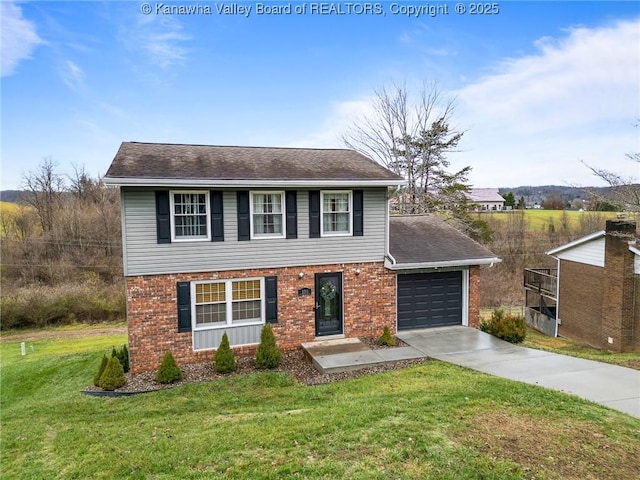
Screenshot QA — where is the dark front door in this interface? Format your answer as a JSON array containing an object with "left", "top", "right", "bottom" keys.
[{"left": 315, "top": 272, "right": 343, "bottom": 336}]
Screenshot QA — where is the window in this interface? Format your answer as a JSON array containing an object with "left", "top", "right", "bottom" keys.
[
  {"left": 171, "top": 191, "right": 210, "bottom": 241},
  {"left": 251, "top": 191, "right": 285, "bottom": 238},
  {"left": 321, "top": 191, "right": 351, "bottom": 236},
  {"left": 193, "top": 278, "right": 264, "bottom": 329}
]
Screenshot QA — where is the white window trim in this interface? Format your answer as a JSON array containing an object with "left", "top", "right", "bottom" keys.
[
  {"left": 169, "top": 190, "right": 211, "bottom": 242},
  {"left": 320, "top": 190, "right": 352, "bottom": 237},
  {"left": 191, "top": 278, "right": 265, "bottom": 331},
  {"left": 249, "top": 190, "right": 286, "bottom": 240}
]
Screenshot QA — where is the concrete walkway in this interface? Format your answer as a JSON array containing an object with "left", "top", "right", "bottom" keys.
[{"left": 396, "top": 326, "right": 640, "bottom": 418}]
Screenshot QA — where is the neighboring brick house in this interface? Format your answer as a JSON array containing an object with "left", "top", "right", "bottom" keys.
[
  {"left": 104, "top": 142, "right": 500, "bottom": 374},
  {"left": 527, "top": 220, "right": 640, "bottom": 352}
]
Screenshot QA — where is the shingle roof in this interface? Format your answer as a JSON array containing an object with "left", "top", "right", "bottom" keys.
[
  {"left": 465, "top": 188, "right": 505, "bottom": 203},
  {"left": 388, "top": 215, "right": 500, "bottom": 268},
  {"left": 104, "top": 142, "right": 405, "bottom": 186}
]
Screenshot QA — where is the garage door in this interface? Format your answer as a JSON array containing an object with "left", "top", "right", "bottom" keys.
[{"left": 397, "top": 271, "right": 463, "bottom": 330}]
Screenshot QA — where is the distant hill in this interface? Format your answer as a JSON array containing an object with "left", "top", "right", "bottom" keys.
[
  {"left": 0, "top": 191, "right": 25, "bottom": 203},
  {"left": 497, "top": 185, "right": 611, "bottom": 209}
]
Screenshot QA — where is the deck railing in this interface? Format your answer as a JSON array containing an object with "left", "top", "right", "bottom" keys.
[{"left": 524, "top": 268, "right": 558, "bottom": 299}]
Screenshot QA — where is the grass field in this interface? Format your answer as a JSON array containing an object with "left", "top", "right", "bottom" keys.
[
  {"left": 475, "top": 209, "right": 627, "bottom": 232},
  {"left": 1, "top": 326, "right": 639, "bottom": 479}
]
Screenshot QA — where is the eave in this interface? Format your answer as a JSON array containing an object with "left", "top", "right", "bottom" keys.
[
  {"left": 384, "top": 256, "right": 502, "bottom": 271},
  {"left": 102, "top": 177, "right": 407, "bottom": 188}
]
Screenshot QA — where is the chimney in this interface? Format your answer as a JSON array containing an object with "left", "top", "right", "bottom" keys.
[{"left": 601, "top": 220, "right": 636, "bottom": 352}]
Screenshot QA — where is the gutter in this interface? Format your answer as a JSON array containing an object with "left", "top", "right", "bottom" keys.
[
  {"left": 102, "top": 177, "right": 406, "bottom": 188},
  {"left": 384, "top": 256, "right": 502, "bottom": 270}
]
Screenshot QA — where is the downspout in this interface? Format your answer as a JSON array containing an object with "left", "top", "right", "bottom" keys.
[
  {"left": 554, "top": 257, "right": 560, "bottom": 338},
  {"left": 385, "top": 187, "right": 396, "bottom": 266}
]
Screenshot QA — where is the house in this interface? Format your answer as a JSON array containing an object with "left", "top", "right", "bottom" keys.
[
  {"left": 104, "top": 142, "right": 500, "bottom": 374},
  {"left": 465, "top": 188, "right": 505, "bottom": 211},
  {"left": 524, "top": 220, "right": 640, "bottom": 352}
]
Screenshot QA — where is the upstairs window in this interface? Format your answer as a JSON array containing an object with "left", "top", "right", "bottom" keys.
[
  {"left": 321, "top": 191, "right": 351, "bottom": 236},
  {"left": 171, "top": 191, "right": 210, "bottom": 241},
  {"left": 251, "top": 191, "right": 285, "bottom": 238}
]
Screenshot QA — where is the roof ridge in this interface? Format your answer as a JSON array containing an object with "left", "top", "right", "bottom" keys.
[{"left": 125, "top": 141, "right": 356, "bottom": 152}]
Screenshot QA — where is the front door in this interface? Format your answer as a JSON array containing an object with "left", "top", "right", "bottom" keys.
[{"left": 315, "top": 272, "right": 343, "bottom": 336}]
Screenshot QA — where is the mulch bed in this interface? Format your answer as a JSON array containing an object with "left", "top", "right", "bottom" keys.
[{"left": 83, "top": 337, "right": 428, "bottom": 395}]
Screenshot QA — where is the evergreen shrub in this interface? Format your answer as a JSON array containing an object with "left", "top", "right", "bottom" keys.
[
  {"left": 99, "top": 356, "right": 126, "bottom": 391},
  {"left": 93, "top": 354, "right": 108, "bottom": 387},
  {"left": 255, "top": 324, "right": 282, "bottom": 369},
  {"left": 379, "top": 325, "right": 396, "bottom": 346},
  {"left": 214, "top": 333, "right": 236, "bottom": 374},
  {"left": 156, "top": 351, "right": 183, "bottom": 384},
  {"left": 480, "top": 309, "right": 527, "bottom": 344}
]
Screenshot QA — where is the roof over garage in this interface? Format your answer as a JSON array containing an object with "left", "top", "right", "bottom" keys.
[{"left": 387, "top": 215, "right": 501, "bottom": 270}]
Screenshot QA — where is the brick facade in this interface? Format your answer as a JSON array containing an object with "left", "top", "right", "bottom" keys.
[
  {"left": 557, "top": 220, "right": 640, "bottom": 352},
  {"left": 468, "top": 265, "right": 481, "bottom": 328},
  {"left": 557, "top": 260, "right": 604, "bottom": 348},
  {"left": 126, "top": 262, "right": 396, "bottom": 374}
]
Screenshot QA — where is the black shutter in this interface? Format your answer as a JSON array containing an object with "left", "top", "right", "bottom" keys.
[
  {"left": 353, "top": 189, "right": 364, "bottom": 236},
  {"left": 210, "top": 191, "right": 224, "bottom": 242},
  {"left": 309, "top": 190, "right": 320, "bottom": 238},
  {"left": 285, "top": 191, "right": 297, "bottom": 239},
  {"left": 155, "top": 191, "right": 171, "bottom": 244},
  {"left": 265, "top": 276, "right": 278, "bottom": 324},
  {"left": 177, "top": 281, "right": 191, "bottom": 332},
  {"left": 236, "top": 191, "right": 250, "bottom": 241}
]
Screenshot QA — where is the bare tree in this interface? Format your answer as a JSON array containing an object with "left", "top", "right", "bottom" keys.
[
  {"left": 581, "top": 161, "right": 639, "bottom": 212},
  {"left": 21, "top": 158, "right": 64, "bottom": 233},
  {"left": 342, "top": 82, "right": 469, "bottom": 214}
]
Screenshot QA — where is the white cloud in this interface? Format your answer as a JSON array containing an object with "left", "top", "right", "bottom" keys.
[
  {"left": 61, "top": 60, "right": 84, "bottom": 91},
  {"left": 454, "top": 18, "right": 640, "bottom": 187},
  {"left": 1, "top": 2, "right": 42, "bottom": 76},
  {"left": 126, "top": 15, "right": 191, "bottom": 69}
]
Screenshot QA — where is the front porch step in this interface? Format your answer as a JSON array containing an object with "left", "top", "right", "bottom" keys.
[{"left": 301, "top": 338, "right": 426, "bottom": 374}]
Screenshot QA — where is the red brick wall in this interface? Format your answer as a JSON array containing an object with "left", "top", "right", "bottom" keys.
[
  {"left": 126, "top": 262, "right": 396, "bottom": 374},
  {"left": 468, "top": 266, "right": 481, "bottom": 328},
  {"left": 557, "top": 260, "right": 604, "bottom": 348}
]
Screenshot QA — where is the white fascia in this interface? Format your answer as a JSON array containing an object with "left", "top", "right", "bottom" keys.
[
  {"left": 384, "top": 257, "right": 502, "bottom": 270},
  {"left": 546, "top": 230, "right": 605, "bottom": 256},
  {"left": 102, "top": 177, "right": 407, "bottom": 188}
]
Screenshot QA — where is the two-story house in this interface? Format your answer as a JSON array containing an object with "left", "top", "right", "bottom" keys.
[{"left": 104, "top": 142, "right": 499, "bottom": 374}]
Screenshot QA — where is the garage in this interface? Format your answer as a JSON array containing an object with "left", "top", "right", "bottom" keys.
[{"left": 397, "top": 271, "right": 463, "bottom": 330}]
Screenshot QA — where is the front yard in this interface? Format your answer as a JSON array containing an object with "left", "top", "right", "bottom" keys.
[{"left": 1, "top": 326, "right": 639, "bottom": 479}]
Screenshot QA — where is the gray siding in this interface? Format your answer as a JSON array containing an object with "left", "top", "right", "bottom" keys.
[
  {"left": 122, "top": 188, "right": 388, "bottom": 276},
  {"left": 194, "top": 324, "right": 262, "bottom": 350}
]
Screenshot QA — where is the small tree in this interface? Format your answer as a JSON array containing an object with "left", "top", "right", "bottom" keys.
[
  {"left": 214, "top": 333, "right": 236, "bottom": 374},
  {"left": 113, "top": 345, "right": 129, "bottom": 373},
  {"left": 93, "top": 354, "right": 108, "bottom": 387},
  {"left": 255, "top": 324, "right": 282, "bottom": 369},
  {"left": 156, "top": 352, "right": 182, "bottom": 384},
  {"left": 378, "top": 325, "right": 396, "bottom": 346},
  {"left": 99, "top": 356, "right": 126, "bottom": 391}
]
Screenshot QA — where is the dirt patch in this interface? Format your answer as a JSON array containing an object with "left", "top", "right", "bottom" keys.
[
  {"left": 0, "top": 326, "right": 126, "bottom": 343},
  {"left": 456, "top": 411, "right": 640, "bottom": 480}
]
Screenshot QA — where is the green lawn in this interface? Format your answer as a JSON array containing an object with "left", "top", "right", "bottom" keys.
[
  {"left": 476, "top": 209, "right": 625, "bottom": 232},
  {"left": 2, "top": 329, "right": 639, "bottom": 479}
]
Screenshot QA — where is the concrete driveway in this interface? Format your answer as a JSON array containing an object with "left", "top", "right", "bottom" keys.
[{"left": 396, "top": 326, "right": 640, "bottom": 418}]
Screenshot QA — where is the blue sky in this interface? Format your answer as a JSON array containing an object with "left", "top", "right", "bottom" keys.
[{"left": 1, "top": 1, "right": 639, "bottom": 190}]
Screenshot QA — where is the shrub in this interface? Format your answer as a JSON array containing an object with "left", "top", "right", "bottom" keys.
[
  {"left": 378, "top": 325, "right": 396, "bottom": 347},
  {"left": 93, "top": 354, "right": 108, "bottom": 387},
  {"left": 156, "top": 352, "right": 183, "bottom": 384},
  {"left": 214, "top": 333, "right": 236, "bottom": 374},
  {"left": 255, "top": 324, "right": 282, "bottom": 369},
  {"left": 99, "top": 356, "right": 126, "bottom": 391},
  {"left": 113, "top": 344, "right": 129, "bottom": 373},
  {"left": 480, "top": 309, "right": 527, "bottom": 344}
]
